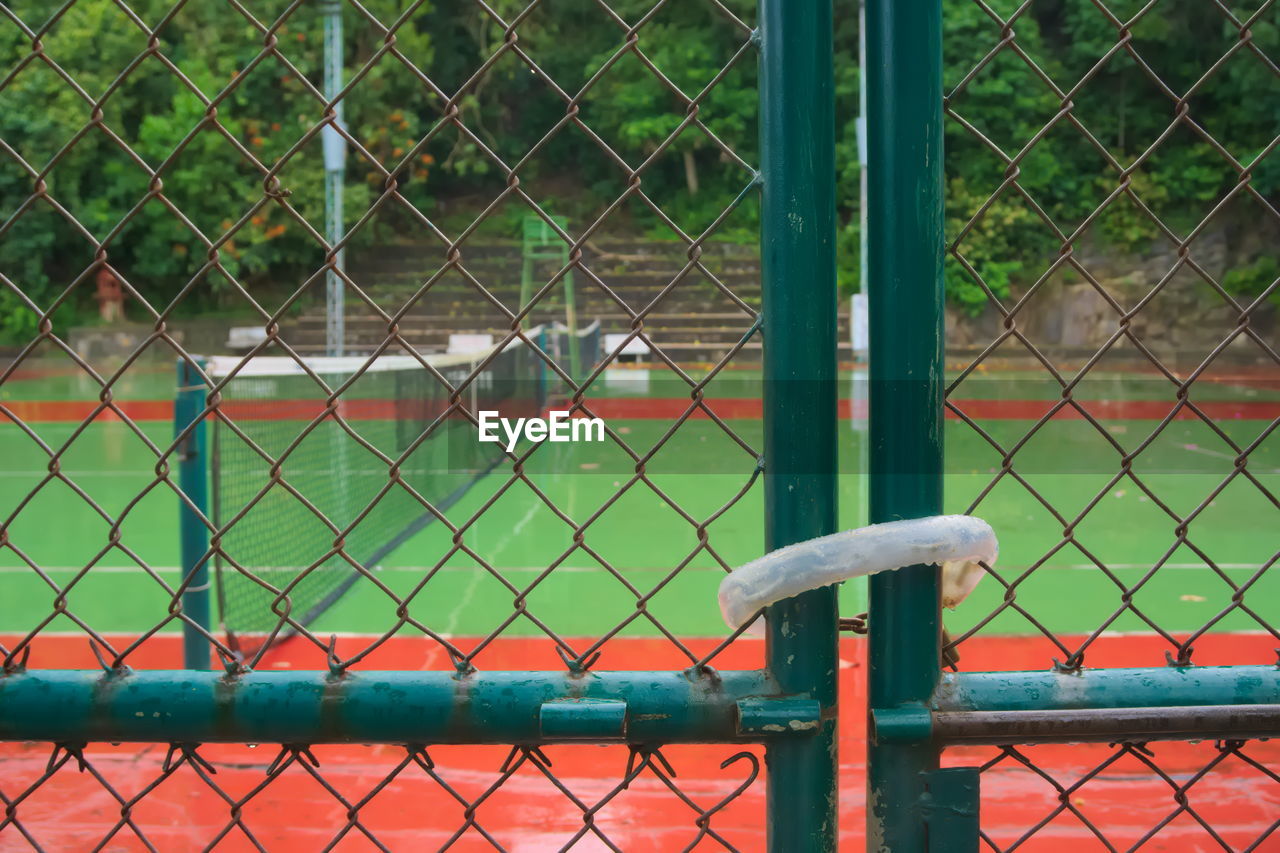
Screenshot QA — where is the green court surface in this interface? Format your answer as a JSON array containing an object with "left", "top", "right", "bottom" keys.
[{"left": 1, "top": 360, "right": 1277, "bottom": 645}]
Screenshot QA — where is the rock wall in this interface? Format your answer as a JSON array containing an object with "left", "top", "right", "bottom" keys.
[{"left": 946, "top": 230, "right": 1277, "bottom": 367}]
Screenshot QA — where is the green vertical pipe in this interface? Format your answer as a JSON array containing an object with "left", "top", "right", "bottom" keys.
[
  {"left": 175, "top": 359, "right": 211, "bottom": 670},
  {"left": 758, "top": 0, "right": 839, "bottom": 849},
  {"left": 925, "top": 768, "right": 980, "bottom": 852},
  {"left": 865, "top": 0, "right": 946, "bottom": 845}
]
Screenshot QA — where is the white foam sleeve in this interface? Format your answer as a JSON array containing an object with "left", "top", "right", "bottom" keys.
[{"left": 717, "top": 515, "right": 998, "bottom": 632}]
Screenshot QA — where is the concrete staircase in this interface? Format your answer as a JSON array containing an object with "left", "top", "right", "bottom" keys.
[{"left": 282, "top": 239, "right": 853, "bottom": 364}]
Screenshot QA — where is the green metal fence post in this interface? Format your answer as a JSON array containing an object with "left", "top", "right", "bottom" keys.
[
  {"left": 865, "top": 0, "right": 947, "bottom": 846},
  {"left": 758, "top": 0, "right": 839, "bottom": 848},
  {"left": 175, "top": 359, "right": 211, "bottom": 670},
  {"left": 924, "top": 767, "right": 980, "bottom": 852}
]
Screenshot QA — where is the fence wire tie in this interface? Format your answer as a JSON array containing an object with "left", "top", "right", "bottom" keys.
[
  {"left": 47, "top": 743, "right": 88, "bottom": 775},
  {"left": 684, "top": 662, "right": 721, "bottom": 685},
  {"left": 1052, "top": 655, "right": 1084, "bottom": 674},
  {"left": 216, "top": 647, "right": 249, "bottom": 678},
  {"left": 326, "top": 634, "right": 349, "bottom": 679},
  {"left": 556, "top": 645, "right": 600, "bottom": 674},
  {"left": 1, "top": 645, "right": 31, "bottom": 676},
  {"left": 162, "top": 744, "right": 217, "bottom": 776},
  {"left": 266, "top": 745, "right": 320, "bottom": 776},
  {"left": 407, "top": 745, "right": 434, "bottom": 771},
  {"left": 87, "top": 639, "right": 130, "bottom": 677}
]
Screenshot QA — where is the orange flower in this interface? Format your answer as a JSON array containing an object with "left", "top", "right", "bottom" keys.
[
  {"left": 266, "top": 224, "right": 287, "bottom": 239},
  {"left": 250, "top": 215, "right": 265, "bottom": 226},
  {"left": 419, "top": 154, "right": 434, "bottom": 165},
  {"left": 392, "top": 147, "right": 403, "bottom": 157},
  {"left": 271, "top": 122, "right": 281, "bottom": 132},
  {"left": 251, "top": 137, "right": 265, "bottom": 147},
  {"left": 389, "top": 111, "right": 403, "bottom": 123},
  {"left": 172, "top": 244, "right": 188, "bottom": 256}
]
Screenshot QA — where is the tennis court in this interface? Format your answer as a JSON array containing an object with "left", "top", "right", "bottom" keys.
[
  {"left": 5, "top": 354, "right": 1278, "bottom": 848},
  {"left": 4, "top": 357, "right": 1277, "bottom": 664},
  {"left": 2, "top": 0, "right": 1278, "bottom": 846}
]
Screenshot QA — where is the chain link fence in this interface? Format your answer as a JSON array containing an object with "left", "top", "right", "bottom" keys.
[
  {"left": 940, "top": 0, "right": 1279, "bottom": 847},
  {"left": 1, "top": 741, "right": 768, "bottom": 850},
  {"left": 0, "top": 0, "right": 829, "bottom": 848},
  {"left": 0, "top": 0, "right": 764, "bottom": 674},
  {"left": 6, "top": 0, "right": 1274, "bottom": 847}
]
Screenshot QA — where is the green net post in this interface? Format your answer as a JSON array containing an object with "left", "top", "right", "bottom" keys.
[
  {"left": 865, "top": 0, "right": 947, "bottom": 844},
  {"left": 759, "top": 0, "right": 840, "bottom": 848},
  {"left": 175, "top": 358, "right": 212, "bottom": 670}
]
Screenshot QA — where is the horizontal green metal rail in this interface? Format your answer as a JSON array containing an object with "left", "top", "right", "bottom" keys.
[
  {"left": 871, "top": 665, "right": 1280, "bottom": 747},
  {"left": 937, "top": 665, "right": 1280, "bottom": 711},
  {"left": 0, "top": 669, "right": 827, "bottom": 745}
]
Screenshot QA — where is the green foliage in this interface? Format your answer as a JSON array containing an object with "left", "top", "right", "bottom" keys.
[
  {"left": 942, "top": 0, "right": 1278, "bottom": 310},
  {"left": 1222, "top": 256, "right": 1280, "bottom": 306},
  {"left": 0, "top": 0, "right": 1273, "bottom": 343},
  {"left": 0, "top": 0, "right": 429, "bottom": 339}
]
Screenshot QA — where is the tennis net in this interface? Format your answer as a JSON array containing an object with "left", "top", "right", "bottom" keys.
[{"left": 204, "top": 340, "right": 546, "bottom": 655}]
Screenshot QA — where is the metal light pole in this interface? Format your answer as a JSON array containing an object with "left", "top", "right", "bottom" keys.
[
  {"left": 858, "top": 0, "right": 868, "bottom": 310},
  {"left": 322, "top": 0, "right": 346, "bottom": 357}
]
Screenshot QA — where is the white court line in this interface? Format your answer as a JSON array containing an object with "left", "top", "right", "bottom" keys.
[
  {"left": 0, "top": 564, "right": 721, "bottom": 574},
  {"left": 480, "top": 498, "right": 544, "bottom": 566},
  {"left": 416, "top": 500, "right": 551, "bottom": 668},
  {"left": 0, "top": 563, "right": 1267, "bottom": 575},
  {"left": 1183, "top": 444, "right": 1238, "bottom": 462},
  {"left": 439, "top": 564, "right": 484, "bottom": 640},
  {"left": 0, "top": 470, "right": 156, "bottom": 477},
  {"left": 0, "top": 470, "right": 445, "bottom": 477},
  {"left": 1180, "top": 443, "right": 1280, "bottom": 473},
  {"left": 1060, "top": 563, "right": 1264, "bottom": 571}
]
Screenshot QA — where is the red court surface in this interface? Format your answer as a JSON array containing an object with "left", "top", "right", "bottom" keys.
[{"left": 3, "top": 633, "right": 1278, "bottom": 850}]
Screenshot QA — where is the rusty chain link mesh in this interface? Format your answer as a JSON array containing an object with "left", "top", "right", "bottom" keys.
[
  {"left": 0, "top": 0, "right": 761, "bottom": 671},
  {"left": 948, "top": 739, "right": 1280, "bottom": 850},
  {"left": 0, "top": 0, "right": 768, "bottom": 846},
  {"left": 0, "top": 742, "right": 767, "bottom": 850},
  {"left": 943, "top": 0, "right": 1279, "bottom": 669},
  {"left": 943, "top": 0, "right": 1278, "bottom": 848}
]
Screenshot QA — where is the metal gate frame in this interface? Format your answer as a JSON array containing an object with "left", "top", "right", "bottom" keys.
[
  {"left": 0, "top": 1, "right": 841, "bottom": 850},
  {"left": 865, "top": 0, "right": 1280, "bottom": 849}
]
